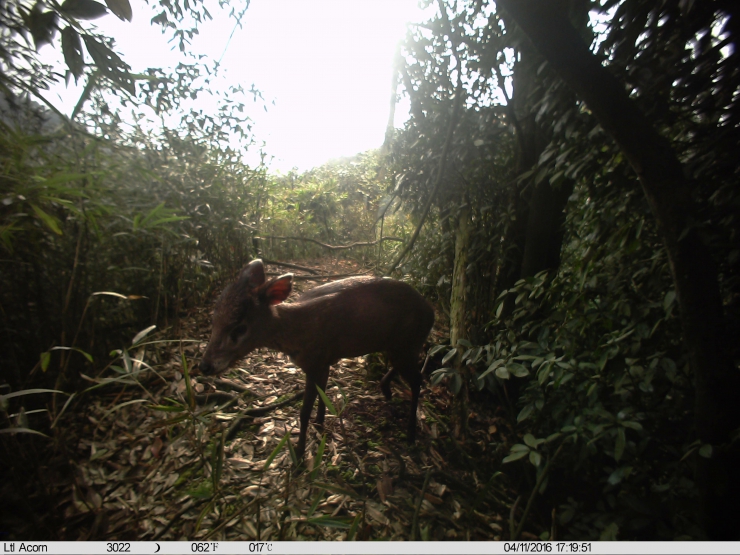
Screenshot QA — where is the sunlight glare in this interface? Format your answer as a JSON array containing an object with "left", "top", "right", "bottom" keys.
[
  {"left": 226, "top": 0, "right": 423, "bottom": 171},
  {"left": 40, "top": 0, "right": 425, "bottom": 172}
]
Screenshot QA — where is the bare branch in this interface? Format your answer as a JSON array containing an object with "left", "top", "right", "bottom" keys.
[{"left": 256, "top": 235, "right": 404, "bottom": 251}]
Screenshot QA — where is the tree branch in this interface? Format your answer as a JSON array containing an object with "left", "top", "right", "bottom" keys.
[
  {"left": 256, "top": 235, "right": 403, "bottom": 251},
  {"left": 262, "top": 259, "right": 321, "bottom": 274}
]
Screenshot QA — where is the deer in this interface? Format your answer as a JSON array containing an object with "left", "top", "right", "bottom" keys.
[{"left": 199, "top": 259, "right": 435, "bottom": 459}]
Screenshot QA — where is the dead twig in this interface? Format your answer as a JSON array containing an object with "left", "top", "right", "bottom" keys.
[
  {"left": 195, "top": 391, "right": 237, "bottom": 405},
  {"left": 214, "top": 377, "right": 252, "bottom": 393},
  {"left": 411, "top": 468, "right": 432, "bottom": 540},
  {"left": 226, "top": 390, "right": 303, "bottom": 441},
  {"left": 151, "top": 499, "right": 197, "bottom": 540},
  {"left": 266, "top": 271, "right": 372, "bottom": 281},
  {"left": 263, "top": 259, "right": 321, "bottom": 274},
  {"left": 202, "top": 495, "right": 262, "bottom": 540},
  {"left": 256, "top": 235, "right": 403, "bottom": 251},
  {"left": 509, "top": 495, "right": 522, "bottom": 539}
]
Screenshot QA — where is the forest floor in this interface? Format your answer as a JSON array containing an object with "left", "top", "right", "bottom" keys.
[{"left": 23, "top": 258, "right": 529, "bottom": 541}]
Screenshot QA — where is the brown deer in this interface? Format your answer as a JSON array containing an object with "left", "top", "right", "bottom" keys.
[{"left": 199, "top": 259, "right": 434, "bottom": 458}]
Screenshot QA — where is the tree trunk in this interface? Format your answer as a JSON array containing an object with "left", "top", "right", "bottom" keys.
[
  {"left": 498, "top": 0, "right": 740, "bottom": 539},
  {"left": 520, "top": 178, "right": 574, "bottom": 279},
  {"left": 382, "top": 44, "right": 402, "bottom": 154},
  {"left": 450, "top": 204, "right": 471, "bottom": 438},
  {"left": 497, "top": 38, "right": 543, "bottom": 317}
]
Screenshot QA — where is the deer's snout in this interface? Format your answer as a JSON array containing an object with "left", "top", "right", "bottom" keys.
[{"left": 199, "top": 359, "right": 216, "bottom": 375}]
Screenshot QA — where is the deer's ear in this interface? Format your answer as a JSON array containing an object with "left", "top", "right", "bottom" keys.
[
  {"left": 261, "top": 274, "right": 293, "bottom": 305},
  {"left": 239, "top": 259, "right": 265, "bottom": 289}
]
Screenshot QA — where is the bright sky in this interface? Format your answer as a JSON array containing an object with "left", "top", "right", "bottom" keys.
[{"left": 42, "top": 0, "right": 426, "bottom": 171}]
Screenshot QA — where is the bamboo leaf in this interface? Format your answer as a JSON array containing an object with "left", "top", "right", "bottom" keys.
[
  {"left": 0, "top": 427, "right": 49, "bottom": 437},
  {"left": 149, "top": 404, "right": 185, "bottom": 412},
  {"left": 132, "top": 325, "right": 156, "bottom": 346},
  {"left": 263, "top": 431, "right": 290, "bottom": 470},
  {"left": 98, "top": 399, "right": 147, "bottom": 422},
  {"left": 316, "top": 385, "right": 337, "bottom": 416},
  {"left": 347, "top": 512, "right": 362, "bottom": 540},
  {"left": 72, "top": 71, "right": 99, "bottom": 119},
  {"left": 307, "top": 491, "right": 324, "bottom": 517},
  {"left": 312, "top": 481, "right": 358, "bottom": 498},
  {"left": 40, "top": 351, "right": 51, "bottom": 372},
  {"left": 26, "top": 6, "right": 58, "bottom": 50},
  {"left": 309, "top": 434, "right": 327, "bottom": 481},
  {"left": 30, "top": 204, "right": 62, "bottom": 235},
  {"left": 61, "top": 26, "right": 84, "bottom": 80},
  {"left": 50, "top": 346, "right": 93, "bottom": 363},
  {"left": 91, "top": 291, "right": 128, "bottom": 299},
  {"left": 305, "top": 515, "right": 354, "bottom": 529},
  {"left": 105, "top": 0, "right": 132, "bottom": 21},
  {"left": 61, "top": 0, "right": 108, "bottom": 20},
  {"left": 1, "top": 388, "right": 66, "bottom": 400}
]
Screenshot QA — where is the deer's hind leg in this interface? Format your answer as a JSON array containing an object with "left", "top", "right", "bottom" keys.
[
  {"left": 388, "top": 351, "right": 423, "bottom": 443},
  {"left": 297, "top": 365, "right": 329, "bottom": 459}
]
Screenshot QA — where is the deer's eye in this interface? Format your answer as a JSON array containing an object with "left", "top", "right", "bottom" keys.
[{"left": 230, "top": 324, "right": 248, "bottom": 342}]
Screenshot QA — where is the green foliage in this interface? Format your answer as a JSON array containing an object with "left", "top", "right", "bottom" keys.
[
  {"left": 0, "top": 88, "right": 261, "bottom": 388},
  {"left": 491, "top": 175, "right": 694, "bottom": 537},
  {"left": 0, "top": 105, "right": 404, "bottom": 401},
  {"left": 387, "top": 0, "right": 521, "bottom": 317},
  {"left": 1, "top": 0, "right": 261, "bottom": 398},
  {"left": 254, "top": 151, "right": 410, "bottom": 264},
  {"left": 390, "top": 0, "right": 740, "bottom": 541},
  {"left": 0, "top": 1, "right": 249, "bottom": 118}
]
